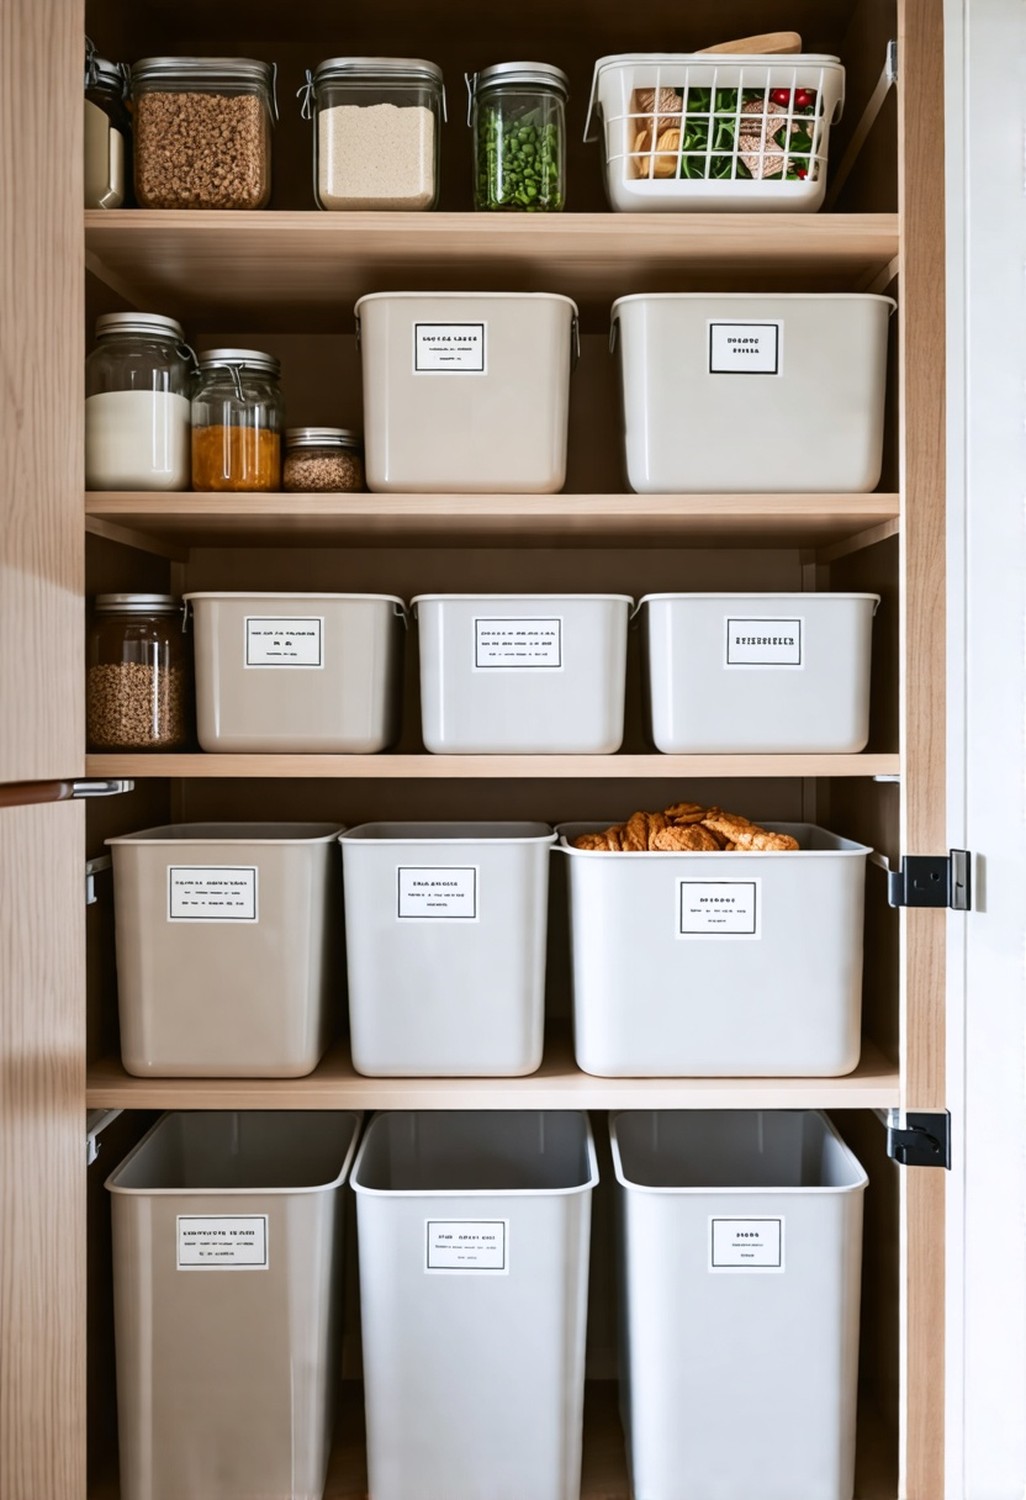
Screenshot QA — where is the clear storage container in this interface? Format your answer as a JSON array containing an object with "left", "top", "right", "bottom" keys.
[
  {"left": 612, "top": 292, "right": 895, "bottom": 493},
  {"left": 108, "top": 1110, "right": 361, "bottom": 1500},
  {"left": 87, "top": 594, "right": 191, "bottom": 752},
  {"left": 339, "top": 822, "right": 556, "bottom": 1076},
  {"left": 557, "top": 821, "right": 870, "bottom": 1076},
  {"left": 585, "top": 53, "right": 845, "bottom": 212},
  {"left": 641, "top": 592, "right": 881, "bottom": 753},
  {"left": 106, "top": 822, "right": 343, "bottom": 1077},
  {"left": 184, "top": 590, "right": 405, "bottom": 752},
  {"left": 414, "top": 593, "right": 631, "bottom": 753},
  {"left": 356, "top": 291, "right": 578, "bottom": 493},
  {"left": 85, "top": 312, "right": 193, "bottom": 491},
  {"left": 131, "top": 56, "right": 276, "bottom": 209},
  {"left": 610, "top": 1109, "right": 867, "bottom": 1500},
  {"left": 84, "top": 40, "right": 129, "bottom": 208},
  {"left": 303, "top": 57, "right": 444, "bottom": 210},
  {"left": 467, "top": 62, "right": 568, "bottom": 211},
  {"left": 283, "top": 426, "right": 364, "bottom": 491},
  {"left": 353, "top": 1110, "right": 598, "bottom": 1500},
  {"left": 191, "top": 348, "right": 284, "bottom": 492}
]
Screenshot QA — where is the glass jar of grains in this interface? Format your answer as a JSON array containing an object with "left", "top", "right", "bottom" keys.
[
  {"left": 283, "top": 428, "right": 364, "bottom": 491},
  {"left": 85, "top": 312, "right": 194, "bottom": 491},
  {"left": 131, "top": 56, "right": 277, "bottom": 210},
  {"left": 84, "top": 40, "right": 130, "bottom": 208},
  {"left": 302, "top": 57, "right": 445, "bottom": 210},
  {"left": 191, "top": 349, "right": 284, "bottom": 491},
  {"left": 87, "top": 594, "right": 191, "bottom": 752},
  {"left": 467, "top": 62, "right": 568, "bottom": 211}
]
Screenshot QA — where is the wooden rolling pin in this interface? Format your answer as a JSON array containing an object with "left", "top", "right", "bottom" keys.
[{"left": 698, "top": 32, "right": 802, "bottom": 55}]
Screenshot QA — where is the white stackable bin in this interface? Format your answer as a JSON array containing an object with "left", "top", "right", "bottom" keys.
[
  {"left": 356, "top": 291, "right": 578, "bottom": 493},
  {"left": 414, "top": 593, "right": 632, "bottom": 752},
  {"left": 339, "top": 822, "right": 556, "bottom": 1076},
  {"left": 557, "top": 822, "right": 870, "bottom": 1076},
  {"left": 612, "top": 293, "right": 894, "bottom": 492},
  {"left": 641, "top": 592, "right": 881, "bottom": 752},
  {"left": 107, "top": 1110, "right": 362, "bottom": 1500},
  {"left": 352, "top": 1110, "right": 598, "bottom": 1500},
  {"left": 610, "top": 1109, "right": 867, "bottom": 1500},
  {"left": 107, "top": 822, "right": 342, "bottom": 1077},
  {"left": 184, "top": 590, "right": 405, "bottom": 753},
  {"left": 585, "top": 54, "right": 846, "bottom": 214}
]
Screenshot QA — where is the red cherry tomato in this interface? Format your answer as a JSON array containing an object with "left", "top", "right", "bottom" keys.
[
  {"left": 794, "top": 88, "right": 815, "bottom": 108},
  {"left": 795, "top": 166, "right": 808, "bottom": 179},
  {"left": 770, "top": 87, "right": 792, "bottom": 106}
]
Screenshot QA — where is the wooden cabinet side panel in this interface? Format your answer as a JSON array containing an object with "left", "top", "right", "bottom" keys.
[
  {"left": 897, "top": 1, "right": 947, "bottom": 1496},
  {"left": 0, "top": 800, "right": 86, "bottom": 1500},
  {"left": 0, "top": 0, "right": 84, "bottom": 782}
]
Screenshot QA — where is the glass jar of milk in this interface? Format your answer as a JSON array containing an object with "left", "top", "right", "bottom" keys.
[{"left": 85, "top": 312, "right": 194, "bottom": 490}]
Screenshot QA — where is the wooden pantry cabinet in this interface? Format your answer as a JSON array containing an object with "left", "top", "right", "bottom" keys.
[{"left": 2, "top": 0, "right": 952, "bottom": 1496}]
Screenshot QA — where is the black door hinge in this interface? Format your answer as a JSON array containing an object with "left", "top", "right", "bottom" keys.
[
  {"left": 884, "top": 1110, "right": 951, "bottom": 1169},
  {"left": 887, "top": 850, "right": 971, "bottom": 911}
]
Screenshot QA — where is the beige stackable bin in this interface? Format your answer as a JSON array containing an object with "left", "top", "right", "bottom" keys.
[
  {"left": 107, "top": 822, "right": 343, "bottom": 1077},
  {"left": 107, "top": 1110, "right": 362, "bottom": 1500}
]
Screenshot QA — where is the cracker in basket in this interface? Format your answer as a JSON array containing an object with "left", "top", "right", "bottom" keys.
[
  {"left": 663, "top": 801, "right": 707, "bottom": 824},
  {"left": 652, "top": 823, "right": 721, "bottom": 852},
  {"left": 572, "top": 832, "right": 609, "bottom": 851},
  {"left": 622, "top": 810, "right": 668, "bottom": 851}
]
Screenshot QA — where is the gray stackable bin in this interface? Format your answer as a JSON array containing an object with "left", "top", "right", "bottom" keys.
[{"left": 107, "top": 1110, "right": 362, "bottom": 1500}]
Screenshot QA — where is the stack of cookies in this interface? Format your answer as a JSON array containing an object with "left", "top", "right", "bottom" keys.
[{"left": 572, "top": 801, "right": 800, "bottom": 853}]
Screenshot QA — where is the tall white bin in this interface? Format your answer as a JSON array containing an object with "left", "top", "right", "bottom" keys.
[
  {"left": 108, "top": 1110, "right": 362, "bottom": 1500},
  {"left": 339, "top": 822, "right": 556, "bottom": 1076},
  {"left": 610, "top": 1110, "right": 867, "bottom": 1500},
  {"left": 352, "top": 1110, "right": 598, "bottom": 1500},
  {"left": 612, "top": 292, "right": 894, "bottom": 493}
]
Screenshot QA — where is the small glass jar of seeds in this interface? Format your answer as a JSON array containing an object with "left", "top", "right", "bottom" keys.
[
  {"left": 467, "top": 62, "right": 568, "bottom": 211},
  {"left": 283, "top": 428, "right": 365, "bottom": 491},
  {"left": 87, "top": 594, "right": 191, "bottom": 752},
  {"left": 130, "top": 57, "right": 277, "bottom": 210}
]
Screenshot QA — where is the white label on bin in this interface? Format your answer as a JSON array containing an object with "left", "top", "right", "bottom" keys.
[
  {"left": 177, "top": 1215, "right": 269, "bottom": 1270},
  {"left": 168, "top": 866, "right": 258, "bottom": 923},
  {"left": 726, "top": 617, "right": 803, "bottom": 668},
  {"left": 414, "top": 322, "right": 486, "bottom": 373},
  {"left": 708, "top": 320, "right": 782, "bottom": 375},
  {"left": 426, "top": 1220, "right": 508, "bottom": 1274},
  {"left": 244, "top": 616, "right": 323, "bottom": 668},
  {"left": 710, "top": 1218, "right": 784, "bottom": 1272},
  {"left": 397, "top": 866, "right": 478, "bottom": 920},
  {"left": 678, "top": 879, "right": 760, "bottom": 939},
  {"left": 473, "top": 617, "right": 563, "bottom": 670}
]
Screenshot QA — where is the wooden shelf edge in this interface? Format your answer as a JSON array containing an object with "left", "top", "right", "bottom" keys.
[
  {"left": 84, "top": 752, "right": 901, "bottom": 779},
  {"left": 85, "top": 1037, "right": 900, "bottom": 1111}
]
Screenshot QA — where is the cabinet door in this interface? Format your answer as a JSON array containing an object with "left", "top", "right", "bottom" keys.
[
  {"left": 0, "top": 799, "right": 86, "bottom": 1500},
  {"left": 0, "top": 0, "right": 84, "bottom": 782}
]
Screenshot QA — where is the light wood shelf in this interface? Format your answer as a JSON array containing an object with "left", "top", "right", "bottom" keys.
[
  {"left": 85, "top": 1034, "right": 899, "bottom": 1111},
  {"left": 89, "top": 1380, "right": 897, "bottom": 1499},
  {"left": 85, "top": 491, "right": 901, "bottom": 556},
  {"left": 84, "top": 211, "right": 901, "bottom": 327},
  {"left": 85, "top": 751, "right": 900, "bottom": 779}
]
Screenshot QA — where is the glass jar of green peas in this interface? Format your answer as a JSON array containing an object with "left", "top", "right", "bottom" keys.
[{"left": 467, "top": 62, "right": 568, "bottom": 211}]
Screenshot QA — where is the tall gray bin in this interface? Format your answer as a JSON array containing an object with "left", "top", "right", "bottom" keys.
[{"left": 107, "top": 1110, "right": 361, "bottom": 1500}]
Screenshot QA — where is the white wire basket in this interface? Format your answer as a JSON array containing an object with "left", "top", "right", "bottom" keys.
[{"left": 585, "top": 53, "right": 845, "bottom": 213}]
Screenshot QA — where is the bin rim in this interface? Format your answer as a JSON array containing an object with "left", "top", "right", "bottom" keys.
[
  {"left": 611, "top": 291, "right": 897, "bottom": 314},
  {"left": 608, "top": 1108, "right": 869, "bottom": 1196},
  {"left": 105, "top": 1109, "right": 365, "bottom": 1196},
  {"left": 182, "top": 590, "right": 406, "bottom": 608},
  {"left": 590, "top": 50, "right": 843, "bottom": 71},
  {"left": 411, "top": 592, "right": 634, "bottom": 606},
  {"left": 637, "top": 591, "right": 881, "bottom": 605},
  {"left": 340, "top": 821, "right": 556, "bottom": 845},
  {"left": 555, "top": 820, "right": 872, "bottom": 857},
  {"left": 107, "top": 821, "right": 344, "bottom": 846},
  {"left": 350, "top": 1109, "right": 600, "bottom": 1198},
  {"left": 355, "top": 290, "right": 579, "bottom": 314}
]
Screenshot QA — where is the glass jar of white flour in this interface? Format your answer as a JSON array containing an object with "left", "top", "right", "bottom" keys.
[
  {"left": 85, "top": 313, "right": 194, "bottom": 490},
  {"left": 301, "top": 58, "right": 445, "bottom": 211}
]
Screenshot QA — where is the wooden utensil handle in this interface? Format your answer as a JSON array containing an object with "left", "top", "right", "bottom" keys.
[{"left": 698, "top": 32, "right": 803, "bottom": 55}]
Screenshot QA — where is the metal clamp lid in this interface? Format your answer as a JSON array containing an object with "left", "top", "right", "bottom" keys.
[
  {"left": 465, "top": 61, "right": 569, "bottom": 125},
  {"left": 299, "top": 57, "right": 446, "bottom": 121},
  {"left": 95, "top": 311, "right": 186, "bottom": 343},
  {"left": 85, "top": 37, "right": 128, "bottom": 97},
  {"left": 285, "top": 426, "right": 362, "bottom": 450},
  {"left": 94, "top": 593, "right": 182, "bottom": 614}
]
